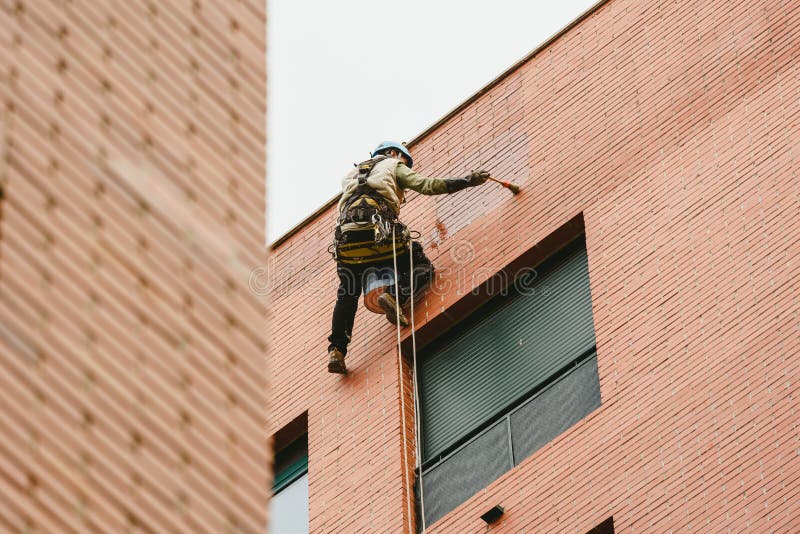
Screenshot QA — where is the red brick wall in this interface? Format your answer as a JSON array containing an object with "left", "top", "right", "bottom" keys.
[
  {"left": 1, "top": 1, "right": 267, "bottom": 532},
  {"left": 269, "top": 0, "right": 799, "bottom": 531}
]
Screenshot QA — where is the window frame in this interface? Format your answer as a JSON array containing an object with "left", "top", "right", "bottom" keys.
[
  {"left": 271, "top": 411, "right": 309, "bottom": 493},
  {"left": 409, "top": 216, "right": 601, "bottom": 526},
  {"left": 416, "top": 228, "right": 598, "bottom": 466}
]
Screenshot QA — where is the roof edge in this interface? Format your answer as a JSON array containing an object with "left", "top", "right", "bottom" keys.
[
  {"left": 269, "top": 195, "right": 340, "bottom": 249},
  {"left": 269, "top": 0, "right": 610, "bottom": 251}
]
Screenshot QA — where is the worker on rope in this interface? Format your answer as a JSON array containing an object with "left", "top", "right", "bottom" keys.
[{"left": 327, "top": 141, "right": 490, "bottom": 374}]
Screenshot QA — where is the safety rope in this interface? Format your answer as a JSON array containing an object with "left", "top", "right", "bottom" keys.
[
  {"left": 391, "top": 232, "right": 426, "bottom": 534},
  {"left": 409, "top": 237, "right": 427, "bottom": 533},
  {"left": 391, "top": 231, "right": 413, "bottom": 534}
]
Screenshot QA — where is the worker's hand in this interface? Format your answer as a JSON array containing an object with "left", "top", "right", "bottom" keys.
[
  {"left": 467, "top": 170, "right": 490, "bottom": 186},
  {"left": 445, "top": 171, "right": 491, "bottom": 193}
]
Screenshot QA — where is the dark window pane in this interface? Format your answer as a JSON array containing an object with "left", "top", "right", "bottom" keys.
[
  {"left": 421, "top": 418, "right": 513, "bottom": 527},
  {"left": 510, "top": 354, "right": 601, "bottom": 464},
  {"left": 273, "top": 433, "right": 308, "bottom": 492}
]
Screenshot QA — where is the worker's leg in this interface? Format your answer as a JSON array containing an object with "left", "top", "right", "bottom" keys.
[
  {"left": 327, "top": 263, "right": 363, "bottom": 355},
  {"left": 384, "top": 249, "right": 410, "bottom": 304},
  {"left": 366, "top": 258, "right": 410, "bottom": 327},
  {"left": 410, "top": 240, "right": 435, "bottom": 298},
  {"left": 394, "top": 241, "right": 434, "bottom": 306}
]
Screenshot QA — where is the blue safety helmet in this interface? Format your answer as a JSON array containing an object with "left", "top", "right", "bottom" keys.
[{"left": 371, "top": 141, "right": 413, "bottom": 168}]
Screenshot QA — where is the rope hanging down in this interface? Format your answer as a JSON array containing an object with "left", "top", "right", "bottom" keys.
[
  {"left": 391, "top": 232, "right": 426, "bottom": 534},
  {"left": 409, "top": 237, "right": 427, "bottom": 533}
]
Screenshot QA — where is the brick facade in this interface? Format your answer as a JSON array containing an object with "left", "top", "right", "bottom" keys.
[
  {"left": 1, "top": 1, "right": 267, "bottom": 532},
  {"left": 269, "top": 0, "right": 799, "bottom": 531}
]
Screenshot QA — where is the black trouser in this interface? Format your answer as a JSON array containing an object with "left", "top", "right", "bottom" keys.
[{"left": 328, "top": 241, "right": 433, "bottom": 355}]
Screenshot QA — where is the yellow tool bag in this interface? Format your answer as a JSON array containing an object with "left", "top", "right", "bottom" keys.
[{"left": 334, "top": 227, "right": 408, "bottom": 265}]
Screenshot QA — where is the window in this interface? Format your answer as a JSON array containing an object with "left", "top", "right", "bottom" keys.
[
  {"left": 417, "top": 235, "right": 601, "bottom": 525},
  {"left": 269, "top": 416, "right": 309, "bottom": 534}
]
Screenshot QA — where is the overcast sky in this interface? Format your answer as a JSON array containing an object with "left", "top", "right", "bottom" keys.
[{"left": 267, "top": 0, "right": 598, "bottom": 243}]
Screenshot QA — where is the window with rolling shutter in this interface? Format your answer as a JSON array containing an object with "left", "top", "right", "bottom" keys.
[{"left": 417, "top": 235, "right": 601, "bottom": 527}]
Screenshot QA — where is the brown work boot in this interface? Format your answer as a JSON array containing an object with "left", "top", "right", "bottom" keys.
[
  {"left": 377, "top": 293, "right": 409, "bottom": 327},
  {"left": 327, "top": 348, "right": 347, "bottom": 375}
]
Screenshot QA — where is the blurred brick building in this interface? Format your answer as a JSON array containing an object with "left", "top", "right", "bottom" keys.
[
  {"left": 1, "top": 1, "right": 267, "bottom": 532},
  {"left": 268, "top": 0, "right": 799, "bottom": 532}
]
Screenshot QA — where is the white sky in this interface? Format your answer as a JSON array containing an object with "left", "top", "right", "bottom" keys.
[{"left": 267, "top": 0, "right": 599, "bottom": 243}]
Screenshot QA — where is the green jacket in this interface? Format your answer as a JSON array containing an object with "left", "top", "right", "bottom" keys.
[{"left": 337, "top": 157, "right": 449, "bottom": 216}]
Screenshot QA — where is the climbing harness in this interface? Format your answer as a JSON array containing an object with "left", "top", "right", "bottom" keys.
[
  {"left": 331, "top": 156, "right": 410, "bottom": 265},
  {"left": 391, "top": 231, "right": 426, "bottom": 533},
  {"left": 332, "top": 217, "right": 409, "bottom": 265},
  {"left": 336, "top": 155, "right": 394, "bottom": 227}
]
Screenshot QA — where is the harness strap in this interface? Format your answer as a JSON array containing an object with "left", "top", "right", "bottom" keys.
[
  {"left": 335, "top": 240, "right": 407, "bottom": 265},
  {"left": 331, "top": 156, "right": 407, "bottom": 264},
  {"left": 338, "top": 155, "right": 395, "bottom": 227},
  {"left": 333, "top": 217, "right": 410, "bottom": 264}
]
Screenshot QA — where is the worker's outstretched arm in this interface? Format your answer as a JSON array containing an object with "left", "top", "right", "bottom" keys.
[
  {"left": 396, "top": 164, "right": 489, "bottom": 195},
  {"left": 442, "top": 171, "right": 490, "bottom": 193}
]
